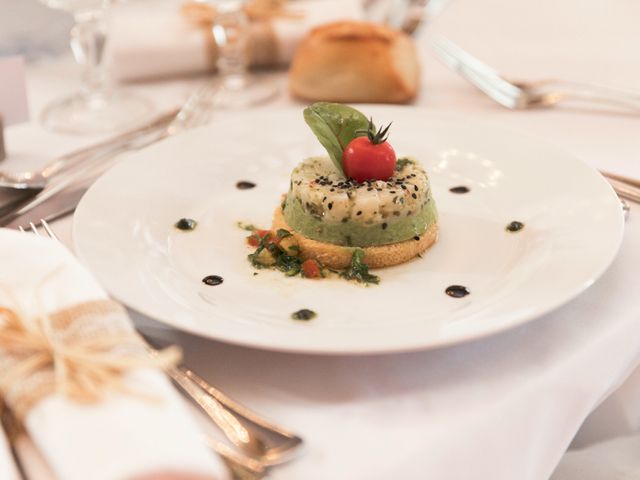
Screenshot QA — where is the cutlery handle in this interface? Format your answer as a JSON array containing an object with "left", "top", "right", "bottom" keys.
[
  {"left": 547, "top": 81, "right": 640, "bottom": 113},
  {"left": 607, "top": 177, "right": 640, "bottom": 204},
  {"left": 165, "top": 367, "right": 267, "bottom": 458},
  {"left": 39, "top": 108, "right": 178, "bottom": 181}
]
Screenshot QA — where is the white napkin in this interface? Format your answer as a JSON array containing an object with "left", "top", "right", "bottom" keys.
[
  {"left": 107, "top": 0, "right": 363, "bottom": 81},
  {"left": 0, "top": 429, "right": 19, "bottom": 480},
  {"left": 0, "top": 229, "right": 227, "bottom": 480},
  {"left": 551, "top": 434, "right": 640, "bottom": 480}
]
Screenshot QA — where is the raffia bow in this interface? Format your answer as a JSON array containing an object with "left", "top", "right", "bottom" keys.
[{"left": 0, "top": 298, "right": 181, "bottom": 420}]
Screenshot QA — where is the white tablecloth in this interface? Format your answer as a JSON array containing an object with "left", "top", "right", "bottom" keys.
[{"left": 2, "top": 0, "right": 640, "bottom": 478}]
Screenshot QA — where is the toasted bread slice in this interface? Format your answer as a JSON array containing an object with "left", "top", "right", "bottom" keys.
[{"left": 272, "top": 206, "right": 438, "bottom": 269}]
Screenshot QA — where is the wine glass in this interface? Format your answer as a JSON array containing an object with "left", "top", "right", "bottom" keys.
[
  {"left": 39, "top": 0, "right": 153, "bottom": 134},
  {"left": 209, "top": 0, "right": 279, "bottom": 108}
]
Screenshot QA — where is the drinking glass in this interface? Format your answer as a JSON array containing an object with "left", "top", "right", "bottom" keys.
[
  {"left": 210, "top": 0, "right": 279, "bottom": 108},
  {"left": 39, "top": 0, "right": 153, "bottom": 134}
]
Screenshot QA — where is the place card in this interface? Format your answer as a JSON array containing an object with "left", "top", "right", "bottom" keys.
[{"left": 0, "top": 56, "right": 29, "bottom": 126}]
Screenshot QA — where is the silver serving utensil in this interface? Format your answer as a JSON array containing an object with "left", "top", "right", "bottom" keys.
[
  {"left": 0, "top": 81, "right": 222, "bottom": 226},
  {"left": 433, "top": 37, "right": 640, "bottom": 113},
  {"left": 147, "top": 337, "right": 303, "bottom": 467},
  {"left": 0, "top": 108, "right": 179, "bottom": 191}
]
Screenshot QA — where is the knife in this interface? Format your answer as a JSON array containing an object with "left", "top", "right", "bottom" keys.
[{"left": 0, "top": 119, "right": 168, "bottom": 227}]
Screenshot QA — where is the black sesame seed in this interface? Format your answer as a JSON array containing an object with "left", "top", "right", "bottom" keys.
[
  {"left": 390, "top": 190, "right": 396, "bottom": 194},
  {"left": 357, "top": 210, "right": 362, "bottom": 216},
  {"left": 411, "top": 193, "right": 417, "bottom": 199},
  {"left": 382, "top": 223, "right": 388, "bottom": 230},
  {"left": 322, "top": 196, "right": 327, "bottom": 202},
  {"left": 330, "top": 188, "right": 335, "bottom": 192},
  {"left": 414, "top": 236, "right": 420, "bottom": 241},
  {"left": 401, "top": 185, "right": 407, "bottom": 190},
  {"left": 367, "top": 187, "right": 373, "bottom": 191},
  {"left": 328, "top": 202, "right": 333, "bottom": 210},
  {"left": 414, "top": 185, "right": 419, "bottom": 191}
]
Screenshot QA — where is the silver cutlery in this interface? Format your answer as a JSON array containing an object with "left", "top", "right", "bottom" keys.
[
  {"left": 0, "top": 81, "right": 221, "bottom": 226},
  {"left": 364, "top": 0, "right": 450, "bottom": 35},
  {"left": 433, "top": 37, "right": 640, "bottom": 204},
  {"left": 433, "top": 37, "right": 640, "bottom": 113},
  {"left": 21, "top": 219, "right": 303, "bottom": 477},
  {"left": 0, "top": 107, "right": 179, "bottom": 191},
  {"left": 146, "top": 338, "right": 303, "bottom": 467}
]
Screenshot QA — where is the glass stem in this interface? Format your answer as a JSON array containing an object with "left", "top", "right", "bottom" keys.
[
  {"left": 212, "top": 6, "right": 250, "bottom": 92},
  {"left": 70, "top": 9, "right": 108, "bottom": 101}
]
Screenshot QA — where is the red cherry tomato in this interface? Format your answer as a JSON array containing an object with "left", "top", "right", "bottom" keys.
[
  {"left": 343, "top": 136, "right": 397, "bottom": 183},
  {"left": 301, "top": 259, "right": 322, "bottom": 279}
]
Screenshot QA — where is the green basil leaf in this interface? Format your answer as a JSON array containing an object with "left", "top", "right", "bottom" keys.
[{"left": 303, "top": 102, "right": 373, "bottom": 176}]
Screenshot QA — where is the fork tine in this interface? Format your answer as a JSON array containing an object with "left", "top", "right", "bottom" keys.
[
  {"left": 41, "top": 220, "right": 58, "bottom": 241},
  {"left": 18, "top": 226, "right": 25, "bottom": 233},
  {"left": 29, "top": 222, "right": 40, "bottom": 236}
]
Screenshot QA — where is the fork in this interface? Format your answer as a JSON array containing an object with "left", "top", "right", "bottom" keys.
[
  {"left": 433, "top": 37, "right": 640, "bottom": 113},
  {"left": 433, "top": 38, "right": 640, "bottom": 204},
  {"left": 21, "top": 220, "right": 303, "bottom": 477},
  {"left": 1, "top": 81, "right": 220, "bottom": 192},
  {"left": 0, "top": 82, "right": 224, "bottom": 226}
]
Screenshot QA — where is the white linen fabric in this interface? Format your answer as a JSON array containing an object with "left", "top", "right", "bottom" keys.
[
  {"left": 107, "top": 0, "right": 363, "bottom": 81},
  {"left": 0, "top": 429, "right": 19, "bottom": 480},
  {"left": 552, "top": 434, "right": 640, "bottom": 480},
  {"left": 2, "top": 0, "right": 640, "bottom": 478},
  {"left": 0, "top": 230, "right": 227, "bottom": 480}
]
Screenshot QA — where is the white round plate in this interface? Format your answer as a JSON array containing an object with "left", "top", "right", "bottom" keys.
[{"left": 73, "top": 107, "right": 624, "bottom": 354}]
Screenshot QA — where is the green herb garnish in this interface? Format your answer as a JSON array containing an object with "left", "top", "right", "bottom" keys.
[
  {"left": 339, "top": 249, "right": 380, "bottom": 285},
  {"left": 356, "top": 117, "right": 392, "bottom": 145},
  {"left": 276, "top": 228, "right": 292, "bottom": 238},
  {"left": 175, "top": 218, "right": 198, "bottom": 231},
  {"left": 303, "top": 102, "right": 372, "bottom": 176},
  {"left": 237, "top": 221, "right": 257, "bottom": 231},
  {"left": 395, "top": 157, "right": 411, "bottom": 171}
]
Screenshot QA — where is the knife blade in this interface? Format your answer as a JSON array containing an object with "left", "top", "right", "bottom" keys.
[
  {"left": 4, "top": 185, "right": 86, "bottom": 229},
  {"left": 0, "top": 117, "right": 170, "bottom": 227}
]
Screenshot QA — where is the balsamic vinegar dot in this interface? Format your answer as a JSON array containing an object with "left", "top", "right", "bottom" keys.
[
  {"left": 202, "top": 275, "right": 224, "bottom": 286},
  {"left": 236, "top": 181, "right": 256, "bottom": 190},
  {"left": 445, "top": 285, "right": 470, "bottom": 298}
]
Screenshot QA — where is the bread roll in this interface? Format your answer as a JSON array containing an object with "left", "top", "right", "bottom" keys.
[{"left": 289, "top": 21, "right": 420, "bottom": 104}]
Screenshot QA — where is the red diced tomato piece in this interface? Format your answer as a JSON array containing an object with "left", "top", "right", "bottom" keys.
[{"left": 301, "top": 259, "right": 322, "bottom": 279}]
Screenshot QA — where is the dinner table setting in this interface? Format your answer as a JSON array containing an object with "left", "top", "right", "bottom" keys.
[{"left": 1, "top": 0, "right": 640, "bottom": 478}]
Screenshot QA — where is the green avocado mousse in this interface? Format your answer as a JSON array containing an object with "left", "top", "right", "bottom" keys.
[{"left": 281, "top": 103, "right": 438, "bottom": 248}]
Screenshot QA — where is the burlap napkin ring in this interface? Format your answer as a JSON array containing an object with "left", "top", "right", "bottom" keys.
[
  {"left": 0, "top": 292, "right": 181, "bottom": 420},
  {"left": 181, "top": 0, "right": 304, "bottom": 67}
]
